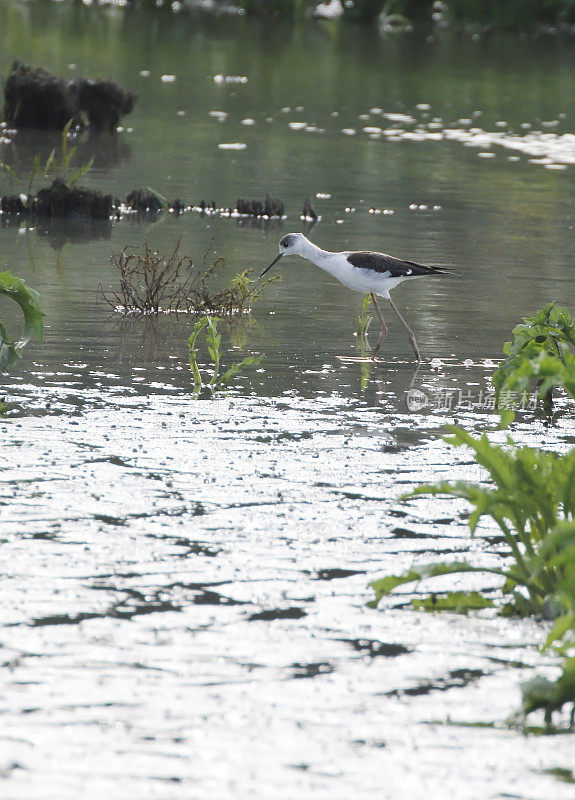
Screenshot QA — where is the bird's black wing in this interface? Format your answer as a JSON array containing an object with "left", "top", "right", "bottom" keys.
[{"left": 347, "top": 251, "right": 451, "bottom": 277}]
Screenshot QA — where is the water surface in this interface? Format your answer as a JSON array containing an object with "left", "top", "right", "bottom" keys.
[{"left": 1, "top": 4, "right": 575, "bottom": 798}]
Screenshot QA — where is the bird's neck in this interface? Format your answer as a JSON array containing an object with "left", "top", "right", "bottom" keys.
[{"left": 298, "top": 240, "right": 332, "bottom": 270}]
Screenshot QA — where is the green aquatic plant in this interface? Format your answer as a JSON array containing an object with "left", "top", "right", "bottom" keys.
[
  {"left": 370, "top": 303, "right": 575, "bottom": 728},
  {"left": 27, "top": 119, "right": 93, "bottom": 195},
  {"left": 355, "top": 294, "right": 373, "bottom": 340},
  {"left": 518, "top": 665, "right": 575, "bottom": 729},
  {"left": 370, "top": 426, "right": 575, "bottom": 616},
  {"left": 0, "top": 270, "right": 44, "bottom": 368},
  {"left": 515, "top": 522, "right": 575, "bottom": 727},
  {"left": 105, "top": 241, "right": 199, "bottom": 314},
  {"left": 353, "top": 296, "right": 374, "bottom": 390},
  {"left": 104, "top": 241, "right": 279, "bottom": 315},
  {"left": 370, "top": 304, "right": 575, "bottom": 618},
  {"left": 493, "top": 302, "right": 575, "bottom": 423},
  {"left": 188, "top": 315, "right": 263, "bottom": 397},
  {"left": 369, "top": 426, "right": 575, "bottom": 727},
  {"left": 145, "top": 185, "right": 170, "bottom": 211},
  {"left": 540, "top": 523, "right": 575, "bottom": 654}
]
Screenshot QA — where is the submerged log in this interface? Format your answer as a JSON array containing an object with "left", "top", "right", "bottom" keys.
[{"left": 2, "top": 61, "right": 136, "bottom": 131}]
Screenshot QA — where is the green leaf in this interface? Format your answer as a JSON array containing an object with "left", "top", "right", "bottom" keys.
[
  {"left": 411, "top": 591, "right": 495, "bottom": 613},
  {"left": 369, "top": 561, "right": 507, "bottom": 608},
  {"left": 187, "top": 316, "right": 209, "bottom": 396},
  {"left": 188, "top": 314, "right": 263, "bottom": 397},
  {"left": 0, "top": 320, "right": 17, "bottom": 368},
  {"left": 218, "top": 354, "right": 264, "bottom": 386},
  {"left": 543, "top": 612, "right": 575, "bottom": 652},
  {"left": 0, "top": 271, "right": 44, "bottom": 368},
  {"left": 492, "top": 303, "right": 575, "bottom": 421},
  {"left": 520, "top": 674, "right": 561, "bottom": 715},
  {"left": 145, "top": 185, "right": 170, "bottom": 211}
]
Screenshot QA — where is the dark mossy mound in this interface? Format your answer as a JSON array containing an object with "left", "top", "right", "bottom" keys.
[
  {"left": 3, "top": 61, "right": 136, "bottom": 131},
  {"left": 32, "top": 179, "right": 113, "bottom": 219},
  {"left": 77, "top": 78, "right": 136, "bottom": 131},
  {"left": 1, "top": 195, "right": 26, "bottom": 214},
  {"left": 125, "top": 188, "right": 165, "bottom": 213},
  {"left": 1, "top": 182, "right": 289, "bottom": 221},
  {"left": 236, "top": 195, "right": 284, "bottom": 217},
  {"left": 3, "top": 62, "right": 79, "bottom": 129}
]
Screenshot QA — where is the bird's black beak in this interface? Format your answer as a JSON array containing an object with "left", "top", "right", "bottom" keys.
[{"left": 260, "top": 252, "right": 283, "bottom": 278}]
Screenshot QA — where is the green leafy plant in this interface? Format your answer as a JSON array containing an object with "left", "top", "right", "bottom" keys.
[
  {"left": 493, "top": 302, "right": 575, "bottom": 423},
  {"left": 518, "top": 665, "right": 575, "bottom": 729},
  {"left": 27, "top": 119, "right": 93, "bottom": 195},
  {"left": 188, "top": 315, "right": 263, "bottom": 397},
  {"left": 539, "top": 523, "right": 575, "bottom": 654},
  {"left": 355, "top": 294, "right": 373, "bottom": 340},
  {"left": 353, "top": 294, "right": 375, "bottom": 389},
  {"left": 370, "top": 426, "right": 575, "bottom": 615},
  {"left": 145, "top": 185, "right": 170, "bottom": 211},
  {"left": 0, "top": 270, "right": 44, "bottom": 368},
  {"left": 370, "top": 304, "right": 575, "bottom": 727},
  {"left": 514, "top": 522, "right": 575, "bottom": 727},
  {"left": 104, "top": 241, "right": 279, "bottom": 315}
]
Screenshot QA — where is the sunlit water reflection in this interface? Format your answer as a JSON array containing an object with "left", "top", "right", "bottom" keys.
[{"left": 2, "top": 3, "right": 575, "bottom": 798}]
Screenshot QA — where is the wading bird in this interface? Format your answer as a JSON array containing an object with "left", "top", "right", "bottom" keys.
[{"left": 261, "top": 232, "right": 454, "bottom": 362}]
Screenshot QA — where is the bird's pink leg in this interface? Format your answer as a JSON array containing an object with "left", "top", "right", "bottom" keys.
[
  {"left": 388, "top": 296, "right": 422, "bottom": 362},
  {"left": 370, "top": 293, "right": 388, "bottom": 359}
]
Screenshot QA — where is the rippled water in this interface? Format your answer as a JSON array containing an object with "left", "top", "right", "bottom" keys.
[{"left": 2, "top": 3, "right": 575, "bottom": 798}]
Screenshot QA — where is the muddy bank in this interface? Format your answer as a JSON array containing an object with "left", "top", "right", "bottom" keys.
[{"left": 2, "top": 61, "right": 136, "bottom": 131}]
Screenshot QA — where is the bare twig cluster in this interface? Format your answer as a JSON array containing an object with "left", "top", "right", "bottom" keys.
[{"left": 102, "top": 240, "right": 279, "bottom": 315}]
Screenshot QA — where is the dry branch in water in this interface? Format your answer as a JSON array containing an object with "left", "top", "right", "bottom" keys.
[{"left": 102, "top": 240, "right": 279, "bottom": 315}]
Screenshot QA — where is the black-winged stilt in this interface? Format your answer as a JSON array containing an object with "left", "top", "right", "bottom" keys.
[{"left": 261, "top": 232, "right": 454, "bottom": 362}]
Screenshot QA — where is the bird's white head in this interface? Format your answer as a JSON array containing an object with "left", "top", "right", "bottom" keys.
[
  {"left": 278, "top": 232, "right": 308, "bottom": 256},
  {"left": 260, "top": 232, "right": 310, "bottom": 277}
]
